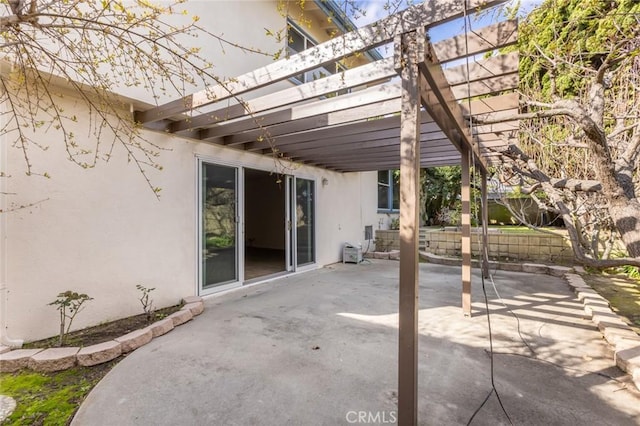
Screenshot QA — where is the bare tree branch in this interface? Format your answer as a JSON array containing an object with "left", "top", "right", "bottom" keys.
[{"left": 0, "top": 0, "right": 285, "bottom": 198}]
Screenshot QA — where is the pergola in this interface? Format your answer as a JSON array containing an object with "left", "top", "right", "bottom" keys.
[{"left": 137, "top": 1, "right": 518, "bottom": 424}]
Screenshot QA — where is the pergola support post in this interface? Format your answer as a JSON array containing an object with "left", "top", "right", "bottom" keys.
[
  {"left": 461, "top": 146, "right": 472, "bottom": 316},
  {"left": 481, "top": 168, "right": 489, "bottom": 278},
  {"left": 396, "top": 30, "right": 422, "bottom": 426}
]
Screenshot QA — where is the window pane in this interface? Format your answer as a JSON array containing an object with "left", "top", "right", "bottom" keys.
[
  {"left": 288, "top": 26, "right": 305, "bottom": 52},
  {"left": 378, "top": 170, "right": 389, "bottom": 185},
  {"left": 287, "top": 26, "right": 306, "bottom": 82},
  {"left": 202, "top": 163, "right": 237, "bottom": 289},
  {"left": 378, "top": 184, "right": 389, "bottom": 209},
  {"left": 378, "top": 170, "right": 390, "bottom": 210},
  {"left": 392, "top": 171, "right": 400, "bottom": 210},
  {"left": 296, "top": 178, "right": 315, "bottom": 265}
]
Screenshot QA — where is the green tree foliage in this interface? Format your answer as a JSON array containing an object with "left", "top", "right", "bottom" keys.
[
  {"left": 488, "top": 0, "right": 640, "bottom": 265},
  {"left": 421, "top": 166, "right": 483, "bottom": 226},
  {"left": 422, "top": 167, "right": 461, "bottom": 225},
  {"left": 0, "top": 0, "right": 269, "bottom": 195},
  {"left": 519, "top": 0, "right": 640, "bottom": 99}
]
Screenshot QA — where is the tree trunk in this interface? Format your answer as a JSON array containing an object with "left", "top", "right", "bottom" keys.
[{"left": 609, "top": 198, "right": 640, "bottom": 258}]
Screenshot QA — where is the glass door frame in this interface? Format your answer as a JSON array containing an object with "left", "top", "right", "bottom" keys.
[
  {"left": 197, "top": 158, "right": 245, "bottom": 296},
  {"left": 197, "top": 158, "right": 317, "bottom": 296},
  {"left": 293, "top": 176, "right": 317, "bottom": 271},
  {"left": 285, "top": 175, "right": 295, "bottom": 272}
]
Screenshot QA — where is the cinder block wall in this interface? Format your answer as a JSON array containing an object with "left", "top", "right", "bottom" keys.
[
  {"left": 375, "top": 230, "right": 401, "bottom": 251},
  {"left": 375, "top": 229, "right": 574, "bottom": 263}
]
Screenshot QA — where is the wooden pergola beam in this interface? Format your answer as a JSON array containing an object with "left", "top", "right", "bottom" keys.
[
  {"left": 272, "top": 123, "right": 444, "bottom": 154},
  {"left": 283, "top": 136, "right": 451, "bottom": 159},
  {"left": 473, "top": 121, "right": 519, "bottom": 135},
  {"left": 169, "top": 57, "right": 398, "bottom": 133},
  {"left": 227, "top": 108, "right": 430, "bottom": 149},
  {"left": 200, "top": 83, "right": 401, "bottom": 140},
  {"left": 468, "top": 108, "right": 519, "bottom": 124},
  {"left": 136, "top": 0, "right": 507, "bottom": 124},
  {"left": 461, "top": 146, "right": 472, "bottom": 316},
  {"left": 333, "top": 155, "right": 462, "bottom": 172},
  {"left": 296, "top": 141, "right": 455, "bottom": 164},
  {"left": 244, "top": 112, "right": 424, "bottom": 151},
  {"left": 451, "top": 74, "right": 518, "bottom": 100},
  {"left": 443, "top": 51, "right": 518, "bottom": 85},
  {"left": 417, "top": 41, "right": 488, "bottom": 172},
  {"left": 245, "top": 117, "right": 408, "bottom": 151},
  {"left": 432, "top": 19, "right": 518, "bottom": 63},
  {"left": 396, "top": 29, "right": 422, "bottom": 426},
  {"left": 461, "top": 92, "right": 519, "bottom": 115},
  {"left": 481, "top": 169, "right": 490, "bottom": 278}
]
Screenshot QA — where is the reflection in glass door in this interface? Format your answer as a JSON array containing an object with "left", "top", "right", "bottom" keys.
[
  {"left": 285, "top": 176, "right": 294, "bottom": 271},
  {"left": 201, "top": 163, "right": 238, "bottom": 290},
  {"left": 295, "top": 178, "right": 315, "bottom": 266}
]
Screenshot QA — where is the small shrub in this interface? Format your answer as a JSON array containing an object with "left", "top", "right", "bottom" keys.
[
  {"left": 48, "top": 291, "right": 93, "bottom": 347},
  {"left": 136, "top": 284, "right": 156, "bottom": 323}
]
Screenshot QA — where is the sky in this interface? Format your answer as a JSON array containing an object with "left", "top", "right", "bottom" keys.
[
  {"left": 350, "top": 0, "right": 543, "bottom": 40},
  {"left": 343, "top": 0, "right": 543, "bottom": 59}
]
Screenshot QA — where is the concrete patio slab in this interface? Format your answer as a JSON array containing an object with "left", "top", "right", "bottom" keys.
[{"left": 73, "top": 261, "right": 640, "bottom": 425}]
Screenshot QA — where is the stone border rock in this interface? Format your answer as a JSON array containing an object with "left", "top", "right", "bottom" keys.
[
  {"left": 370, "top": 250, "right": 575, "bottom": 278},
  {"left": 564, "top": 273, "right": 640, "bottom": 391},
  {"left": 0, "top": 296, "right": 204, "bottom": 374},
  {"left": 417, "top": 251, "right": 575, "bottom": 276},
  {"left": 0, "top": 395, "right": 16, "bottom": 423}
]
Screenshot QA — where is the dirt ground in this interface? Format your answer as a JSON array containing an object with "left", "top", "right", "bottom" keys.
[{"left": 23, "top": 304, "right": 182, "bottom": 349}]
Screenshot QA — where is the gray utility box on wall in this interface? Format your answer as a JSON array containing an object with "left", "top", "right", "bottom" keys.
[{"left": 343, "top": 243, "right": 363, "bottom": 264}]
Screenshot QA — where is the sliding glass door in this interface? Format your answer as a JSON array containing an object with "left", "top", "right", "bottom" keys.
[
  {"left": 201, "top": 163, "right": 238, "bottom": 290},
  {"left": 295, "top": 178, "right": 315, "bottom": 266},
  {"left": 199, "top": 162, "right": 316, "bottom": 294}
]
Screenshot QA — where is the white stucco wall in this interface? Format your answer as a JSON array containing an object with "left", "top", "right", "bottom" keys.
[
  {"left": 0, "top": 0, "right": 382, "bottom": 343},
  {"left": 117, "top": 0, "right": 289, "bottom": 105},
  {"left": 2, "top": 94, "right": 378, "bottom": 342},
  {"left": 376, "top": 212, "right": 400, "bottom": 231}
]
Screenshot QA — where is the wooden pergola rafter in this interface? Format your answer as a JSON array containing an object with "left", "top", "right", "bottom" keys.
[
  {"left": 136, "top": 0, "right": 519, "bottom": 172},
  {"left": 136, "top": 1, "right": 518, "bottom": 424}
]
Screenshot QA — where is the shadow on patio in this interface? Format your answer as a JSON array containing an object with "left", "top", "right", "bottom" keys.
[{"left": 73, "top": 261, "right": 640, "bottom": 425}]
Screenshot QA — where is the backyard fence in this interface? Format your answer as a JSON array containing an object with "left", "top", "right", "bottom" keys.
[{"left": 375, "top": 228, "right": 574, "bottom": 264}]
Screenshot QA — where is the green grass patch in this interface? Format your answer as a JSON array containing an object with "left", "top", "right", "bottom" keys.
[
  {"left": 584, "top": 273, "right": 640, "bottom": 334},
  {"left": 2, "top": 303, "right": 183, "bottom": 424},
  {"left": 489, "top": 225, "right": 536, "bottom": 233},
  {"left": 0, "top": 360, "right": 118, "bottom": 425},
  {"left": 488, "top": 226, "right": 564, "bottom": 234},
  {"left": 205, "top": 235, "right": 234, "bottom": 249}
]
